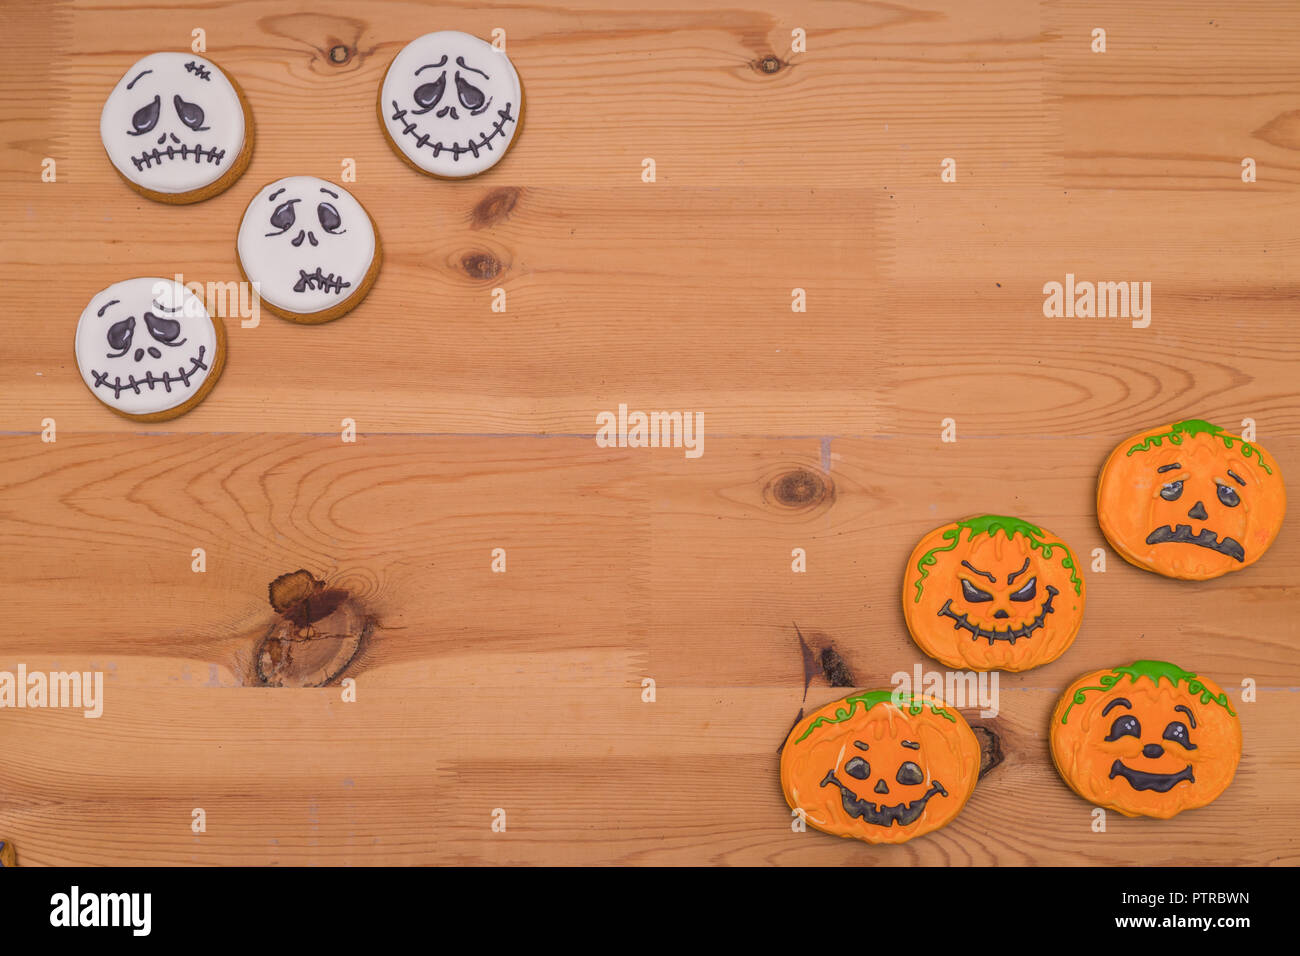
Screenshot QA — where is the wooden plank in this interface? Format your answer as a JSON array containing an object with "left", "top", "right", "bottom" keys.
[{"left": 0, "top": 0, "right": 1296, "bottom": 866}]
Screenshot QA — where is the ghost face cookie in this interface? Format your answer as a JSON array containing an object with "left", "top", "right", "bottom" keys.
[
  {"left": 236, "top": 177, "right": 381, "bottom": 323},
  {"left": 903, "top": 514, "right": 1086, "bottom": 672},
  {"left": 380, "top": 31, "right": 523, "bottom": 178},
  {"left": 1097, "top": 419, "right": 1285, "bottom": 580},
  {"left": 100, "top": 52, "right": 253, "bottom": 203},
  {"left": 781, "top": 690, "right": 981, "bottom": 845},
  {"left": 75, "top": 278, "right": 226, "bottom": 421},
  {"left": 1051, "top": 660, "right": 1241, "bottom": 819}
]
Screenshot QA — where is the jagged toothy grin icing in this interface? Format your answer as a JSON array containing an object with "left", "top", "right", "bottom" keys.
[{"left": 937, "top": 584, "right": 1059, "bottom": 645}]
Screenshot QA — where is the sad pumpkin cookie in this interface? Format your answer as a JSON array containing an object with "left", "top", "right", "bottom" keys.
[
  {"left": 1051, "top": 660, "right": 1241, "bottom": 819},
  {"left": 903, "top": 515, "right": 1086, "bottom": 672},
  {"left": 781, "top": 690, "right": 980, "bottom": 845},
  {"left": 1097, "top": 419, "right": 1285, "bottom": 580}
]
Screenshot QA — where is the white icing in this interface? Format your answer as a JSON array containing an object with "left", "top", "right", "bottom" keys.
[
  {"left": 100, "top": 52, "right": 246, "bottom": 195},
  {"left": 381, "top": 31, "right": 522, "bottom": 178},
  {"left": 236, "top": 176, "right": 377, "bottom": 316},
  {"left": 75, "top": 278, "right": 219, "bottom": 416}
]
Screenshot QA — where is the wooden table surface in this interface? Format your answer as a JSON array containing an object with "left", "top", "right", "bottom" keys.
[{"left": 1, "top": 0, "right": 1297, "bottom": 866}]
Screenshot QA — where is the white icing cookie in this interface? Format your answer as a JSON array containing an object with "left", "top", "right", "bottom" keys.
[
  {"left": 75, "top": 278, "right": 225, "bottom": 420},
  {"left": 100, "top": 52, "right": 251, "bottom": 202},
  {"left": 380, "top": 31, "right": 523, "bottom": 178},
  {"left": 236, "top": 177, "right": 380, "bottom": 323}
]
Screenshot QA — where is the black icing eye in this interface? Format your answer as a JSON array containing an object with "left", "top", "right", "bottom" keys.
[
  {"left": 960, "top": 579, "right": 993, "bottom": 603},
  {"left": 1216, "top": 483, "right": 1240, "bottom": 508},
  {"left": 130, "top": 95, "right": 161, "bottom": 135},
  {"left": 173, "top": 94, "right": 208, "bottom": 131},
  {"left": 106, "top": 316, "right": 135, "bottom": 354},
  {"left": 1162, "top": 721, "right": 1196, "bottom": 750},
  {"left": 1105, "top": 714, "right": 1141, "bottom": 741},
  {"left": 844, "top": 757, "right": 870, "bottom": 780},
  {"left": 1009, "top": 575, "right": 1037, "bottom": 602},
  {"left": 267, "top": 199, "right": 298, "bottom": 236},
  {"left": 1160, "top": 480, "right": 1184, "bottom": 501},
  {"left": 895, "top": 761, "right": 924, "bottom": 786},
  {"left": 144, "top": 311, "right": 184, "bottom": 345},
  {"left": 317, "top": 202, "right": 344, "bottom": 234},
  {"left": 412, "top": 73, "right": 446, "bottom": 113},
  {"left": 455, "top": 74, "right": 486, "bottom": 112}
]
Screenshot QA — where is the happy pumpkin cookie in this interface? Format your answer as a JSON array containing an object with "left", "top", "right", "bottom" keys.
[
  {"left": 1051, "top": 660, "right": 1241, "bottom": 819},
  {"left": 1097, "top": 419, "right": 1285, "bottom": 580},
  {"left": 903, "top": 515, "right": 1086, "bottom": 672},
  {"left": 236, "top": 176, "right": 382, "bottom": 323},
  {"left": 75, "top": 277, "right": 226, "bottom": 422},
  {"left": 100, "top": 52, "right": 253, "bottom": 203},
  {"left": 379, "top": 30, "right": 523, "bottom": 178},
  {"left": 781, "top": 690, "right": 980, "bottom": 845}
]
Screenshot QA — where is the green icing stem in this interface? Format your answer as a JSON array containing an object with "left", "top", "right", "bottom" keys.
[
  {"left": 794, "top": 690, "right": 956, "bottom": 744},
  {"left": 1059, "top": 659, "right": 1237, "bottom": 724},
  {"left": 912, "top": 513, "right": 1083, "bottom": 603},
  {"left": 1125, "top": 418, "right": 1273, "bottom": 476}
]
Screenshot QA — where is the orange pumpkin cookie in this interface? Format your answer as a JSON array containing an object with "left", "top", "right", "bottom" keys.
[
  {"left": 781, "top": 690, "right": 980, "bottom": 845},
  {"left": 903, "top": 515, "right": 1085, "bottom": 672},
  {"left": 1051, "top": 660, "right": 1241, "bottom": 819},
  {"left": 1097, "top": 419, "right": 1285, "bottom": 580}
]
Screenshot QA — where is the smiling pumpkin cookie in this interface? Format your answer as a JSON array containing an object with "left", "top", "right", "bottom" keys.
[
  {"left": 1051, "top": 660, "right": 1241, "bottom": 819},
  {"left": 781, "top": 690, "right": 980, "bottom": 845},
  {"left": 903, "top": 514, "right": 1086, "bottom": 672},
  {"left": 1097, "top": 419, "right": 1285, "bottom": 580}
]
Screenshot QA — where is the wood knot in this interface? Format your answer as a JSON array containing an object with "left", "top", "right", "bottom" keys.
[
  {"left": 470, "top": 186, "right": 521, "bottom": 229},
  {"left": 328, "top": 44, "right": 351, "bottom": 64},
  {"left": 254, "top": 569, "right": 369, "bottom": 688},
  {"left": 794, "top": 624, "right": 857, "bottom": 695},
  {"left": 972, "top": 724, "right": 1005, "bottom": 778},
  {"left": 754, "top": 54, "right": 784, "bottom": 74},
  {"left": 769, "top": 468, "right": 829, "bottom": 508},
  {"left": 462, "top": 252, "right": 503, "bottom": 281}
]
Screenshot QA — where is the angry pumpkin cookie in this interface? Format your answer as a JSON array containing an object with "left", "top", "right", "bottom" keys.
[
  {"left": 1097, "top": 419, "right": 1285, "bottom": 580},
  {"left": 903, "top": 515, "right": 1086, "bottom": 672},
  {"left": 1051, "top": 660, "right": 1241, "bottom": 819},
  {"left": 781, "top": 690, "right": 980, "bottom": 845}
]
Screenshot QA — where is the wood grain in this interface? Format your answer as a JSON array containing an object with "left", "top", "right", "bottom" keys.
[{"left": 0, "top": 0, "right": 1297, "bottom": 865}]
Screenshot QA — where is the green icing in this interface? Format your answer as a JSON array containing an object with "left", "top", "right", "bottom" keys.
[
  {"left": 1125, "top": 419, "right": 1273, "bottom": 476},
  {"left": 1059, "top": 659, "right": 1237, "bottom": 724},
  {"left": 794, "top": 690, "right": 956, "bottom": 744},
  {"left": 912, "top": 513, "right": 1083, "bottom": 603}
]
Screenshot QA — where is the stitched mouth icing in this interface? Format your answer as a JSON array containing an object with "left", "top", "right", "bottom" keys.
[
  {"left": 294, "top": 268, "right": 352, "bottom": 295},
  {"left": 131, "top": 144, "right": 227, "bottom": 170},
  {"left": 389, "top": 101, "right": 516, "bottom": 162},
  {"left": 819, "top": 770, "right": 948, "bottom": 827},
  {"left": 936, "top": 584, "right": 1059, "bottom": 645},
  {"left": 91, "top": 346, "right": 208, "bottom": 398},
  {"left": 1109, "top": 759, "right": 1195, "bottom": 793},
  {"left": 1144, "top": 524, "right": 1244, "bottom": 562}
]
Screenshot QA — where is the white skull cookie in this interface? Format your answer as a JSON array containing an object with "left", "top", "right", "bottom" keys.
[
  {"left": 236, "top": 177, "right": 381, "bottom": 323},
  {"left": 100, "top": 52, "right": 253, "bottom": 203},
  {"left": 75, "top": 278, "right": 226, "bottom": 421},
  {"left": 380, "top": 31, "right": 523, "bottom": 178}
]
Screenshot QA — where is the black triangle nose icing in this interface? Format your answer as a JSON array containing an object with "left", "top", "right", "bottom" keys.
[{"left": 1187, "top": 501, "right": 1208, "bottom": 520}]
